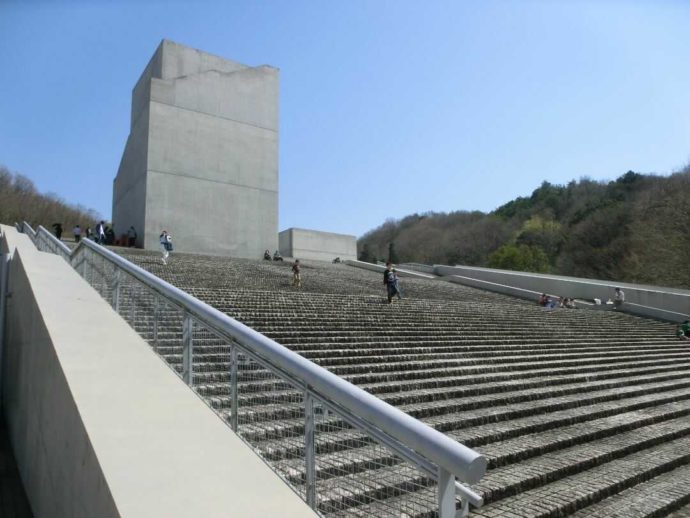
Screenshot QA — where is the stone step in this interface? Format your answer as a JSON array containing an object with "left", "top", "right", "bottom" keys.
[
  {"left": 232, "top": 385, "right": 690, "bottom": 450},
  {"left": 344, "top": 356, "right": 688, "bottom": 386},
  {"left": 569, "top": 462, "right": 690, "bottom": 517},
  {"left": 192, "top": 362, "right": 690, "bottom": 400},
  {"left": 184, "top": 356, "right": 690, "bottom": 389},
  {"left": 158, "top": 345, "right": 686, "bottom": 370},
  {"left": 471, "top": 436, "right": 690, "bottom": 518},
  {"left": 477, "top": 401, "right": 690, "bottom": 480},
  {"left": 197, "top": 368, "right": 690, "bottom": 421},
  {"left": 322, "top": 351, "right": 690, "bottom": 377}
]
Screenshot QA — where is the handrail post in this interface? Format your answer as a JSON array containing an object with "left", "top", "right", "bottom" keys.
[
  {"left": 84, "top": 254, "right": 90, "bottom": 284},
  {"left": 438, "top": 467, "right": 456, "bottom": 518},
  {"left": 458, "top": 496, "right": 470, "bottom": 518},
  {"left": 305, "top": 393, "right": 316, "bottom": 509},
  {"left": 153, "top": 297, "right": 160, "bottom": 352},
  {"left": 129, "top": 283, "right": 136, "bottom": 323},
  {"left": 182, "top": 313, "right": 193, "bottom": 386},
  {"left": 230, "top": 345, "right": 238, "bottom": 431},
  {"left": 112, "top": 269, "right": 121, "bottom": 311}
]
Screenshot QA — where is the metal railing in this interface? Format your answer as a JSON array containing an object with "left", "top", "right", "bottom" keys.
[{"left": 21, "top": 222, "right": 486, "bottom": 517}]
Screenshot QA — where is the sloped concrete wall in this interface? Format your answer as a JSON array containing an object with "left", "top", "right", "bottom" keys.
[
  {"left": 436, "top": 265, "right": 690, "bottom": 321},
  {"left": 0, "top": 227, "right": 313, "bottom": 518}
]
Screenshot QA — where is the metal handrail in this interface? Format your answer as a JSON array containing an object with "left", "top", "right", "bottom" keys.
[
  {"left": 25, "top": 223, "right": 487, "bottom": 511},
  {"left": 35, "top": 225, "right": 72, "bottom": 260},
  {"left": 20, "top": 221, "right": 36, "bottom": 238}
]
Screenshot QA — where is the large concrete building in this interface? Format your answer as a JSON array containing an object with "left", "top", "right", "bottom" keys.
[{"left": 112, "top": 40, "right": 279, "bottom": 258}]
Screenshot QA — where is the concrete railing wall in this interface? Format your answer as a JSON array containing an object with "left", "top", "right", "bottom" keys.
[
  {"left": 436, "top": 265, "right": 690, "bottom": 322},
  {"left": 443, "top": 274, "right": 546, "bottom": 302},
  {"left": 398, "top": 263, "right": 436, "bottom": 275},
  {"left": 0, "top": 225, "right": 312, "bottom": 518},
  {"left": 344, "top": 259, "right": 437, "bottom": 280}
]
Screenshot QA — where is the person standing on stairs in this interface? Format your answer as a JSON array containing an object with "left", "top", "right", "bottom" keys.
[
  {"left": 96, "top": 221, "right": 106, "bottom": 244},
  {"left": 160, "top": 230, "right": 173, "bottom": 265},
  {"left": 383, "top": 262, "right": 397, "bottom": 304},
  {"left": 72, "top": 224, "right": 81, "bottom": 243},
  {"left": 391, "top": 269, "right": 403, "bottom": 300},
  {"left": 127, "top": 226, "right": 137, "bottom": 247},
  {"left": 292, "top": 259, "right": 301, "bottom": 288}
]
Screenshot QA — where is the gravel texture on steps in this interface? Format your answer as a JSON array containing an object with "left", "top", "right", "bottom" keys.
[{"left": 110, "top": 248, "right": 690, "bottom": 517}]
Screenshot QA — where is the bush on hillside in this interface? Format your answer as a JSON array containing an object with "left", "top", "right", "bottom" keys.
[{"left": 0, "top": 165, "right": 101, "bottom": 235}]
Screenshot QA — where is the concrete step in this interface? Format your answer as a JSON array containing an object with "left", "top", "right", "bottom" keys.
[
  {"left": 569, "top": 462, "right": 690, "bottom": 517},
  {"left": 471, "top": 436, "right": 690, "bottom": 518}
]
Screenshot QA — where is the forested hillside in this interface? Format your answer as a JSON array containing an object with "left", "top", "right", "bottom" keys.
[
  {"left": 0, "top": 165, "right": 100, "bottom": 233},
  {"left": 358, "top": 166, "right": 690, "bottom": 289}
]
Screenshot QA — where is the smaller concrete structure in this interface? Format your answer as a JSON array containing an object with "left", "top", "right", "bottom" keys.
[{"left": 279, "top": 228, "right": 356, "bottom": 262}]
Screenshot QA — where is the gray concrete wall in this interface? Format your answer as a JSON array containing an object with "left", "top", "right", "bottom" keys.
[
  {"left": 435, "top": 265, "right": 690, "bottom": 322},
  {"left": 112, "top": 103, "right": 149, "bottom": 247},
  {"left": 113, "top": 40, "right": 279, "bottom": 258},
  {"left": 158, "top": 40, "right": 247, "bottom": 79},
  {"left": 280, "top": 228, "right": 357, "bottom": 262},
  {"left": 0, "top": 226, "right": 313, "bottom": 517}
]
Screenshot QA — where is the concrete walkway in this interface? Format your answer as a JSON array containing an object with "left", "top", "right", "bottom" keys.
[{"left": 0, "top": 415, "right": 32, "bottom": 518}]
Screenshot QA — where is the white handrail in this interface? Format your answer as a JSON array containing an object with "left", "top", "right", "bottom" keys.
[
  {"left": 72, "top": 237, "right": 487, "bottom": 485},
  {"left": 23, "top": 222, "right": 487, "bottom": 512},
  {"left": 35, "top": 225, "right": 72, "bottom": 259}
]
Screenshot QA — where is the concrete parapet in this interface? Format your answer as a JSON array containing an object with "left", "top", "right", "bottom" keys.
[
  {"left": 435, "top": 265, "right": 690, "bottom": 322},
  {"left": 280, "top": 227, "right": 357, "bottom": 262},
  {"left": 0, "top": 232, "right": 313, "bottom": 517},
  {"left": 344, "top": 259, "right": 436, "bottom": 280},
  {"left": 398, "top": 262, "right": 436, "bottom": 275},
  {"left": 443, "top": 274, "right": 545, "bottom": 301}
]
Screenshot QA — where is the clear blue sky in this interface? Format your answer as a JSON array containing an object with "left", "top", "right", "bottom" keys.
[{"left": 1, "top": 0, "right": 688, "bottom": 237}]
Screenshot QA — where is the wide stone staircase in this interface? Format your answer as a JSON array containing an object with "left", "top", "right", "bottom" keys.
[{"left": 110, "top": 248, "right": 690, "bottom": 517}]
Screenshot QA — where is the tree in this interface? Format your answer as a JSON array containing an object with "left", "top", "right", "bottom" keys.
[
  {"left": 388, "top": 242, "right": 399, "bottom": 264},
  {"left": 487, "top": 244, "right": 550, "bottom": 273},
  {"left": 514, "top": 215, "right": 564, "bottom": 262},
  {"left": 0, "top": 164, "right": 101, "bottom": 232},
  {"left": 358, "top": 243, "right": 372, "bottom": 263}
]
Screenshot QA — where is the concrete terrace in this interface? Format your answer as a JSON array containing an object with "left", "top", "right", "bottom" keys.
[{"left": 110, "top": 248, "right": 690, "bottom": 516}]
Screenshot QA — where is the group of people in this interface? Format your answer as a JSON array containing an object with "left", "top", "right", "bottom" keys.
[
  {"left": 52, "top": 221, "right": 140, "bottom": 248},
  {"left": 51, "top": 221, "right": 111, "bottom": 245},
  {"left": 263, "top": 249, "right": 283, "bottom": 261},
  {"left": 538, "top": 294, "right": 576, "bottom": 309}
]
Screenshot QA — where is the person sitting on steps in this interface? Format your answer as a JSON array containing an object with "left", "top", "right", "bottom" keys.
[
  {"left": 264, "top": 249, "right": 271, "bottom": 260},
  {"left": 273, "top": 250, "right": 283, "bottom": 261},
  {"left": 613, "top": 287, "right": 625, "bottom": 310}
]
